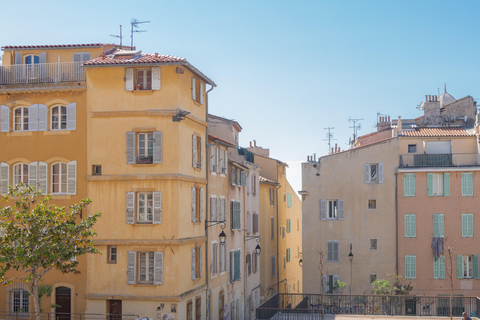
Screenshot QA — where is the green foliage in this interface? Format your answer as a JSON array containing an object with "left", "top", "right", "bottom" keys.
[
  {"left": 372, "top": 273, "right": 413, "bottom": 295},
  {"left": 333, "top": 281, "right": 347, "bottom": 293},
  {"left": 37, "top": 284, "right": 54, "bottom": 312}
]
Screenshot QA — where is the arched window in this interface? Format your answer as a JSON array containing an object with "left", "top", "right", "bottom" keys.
[
  {"left": 51, "top": 106, "right": 67, "bottom": 130},
  {"left": 8, "top": 283, "right": 29, "bottom": 314},
  {"left": 51, "top": 162, "right": 67, "bottom": 194},
  {"left": 13, "top": 107, "right": 28, "bottom": 131},
  {"left": 13, "top": 163, "right": 28, "bottom": 185},
  {"left": 24, "top": 55, "right": 40, "bottom": 65}
]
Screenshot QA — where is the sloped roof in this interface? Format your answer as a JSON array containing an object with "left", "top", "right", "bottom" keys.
[
  {"left": 400, "top": 127, "right": 471, "bottom": 137},
  {"left": 2, "top": 43, "right": 114, "bottom": 50}
]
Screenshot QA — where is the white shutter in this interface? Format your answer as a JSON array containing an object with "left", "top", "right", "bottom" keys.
[
  {"left": 126, "top": 132, "right": 135, "bottom": 164},
  {"left": 199, "top": 187, "right": 204, "bottom": 221},
  {"left": 223, "top": 198, "right": 227, "bottom": 221},
  {"left": 28, "top": 162, "right": 38, "bottom": 189},
  {"left": 154, "top": 252, "right": 163, "bottom": 285},
  {"left": 125, "top": 68, "right": 134, "bottom": 91},
  {"left": 320, "top": 200, "right": 326, "bottom": 220},
  {"left": 215, "top": 198, "right": 219, "bottom": 221},
  {"left": 209, "top": 146, "right": 214, "bottom": 172},
  {"left": 66, "top": 103, "right": 76, "bottom": 131},
  {"left": 379, "top": 163, "right": 384, "bottom": 183},
  {"left": 15, "top": 52, "right": 22, "bottom": 64},
  {"left": 210, "top": 197, "right": 215, "bottom": 221},
  {"left": 191, "top": 187, "right": 196, "bottom": 222},
  {"left": 192, "top": 135, "right": 197, "bottom": 168},
  {"left": 37, "top": 162, "right": 47, "bottom": 195},
  {"left": 38, "top": 104, "right": 47, "bottom": 131},
  {"left": 223, "top": 150, "right": 228, "bottom": 173},
  {"left": 127, "top": 251, "right": 136, "bottom": 284},
  {"left": 199, "top": 246, "right": 203, "bottom": 277},
  {"left": 28, "top": 104, "right": 39, "bottom": 131},
  {"left": 200, "top": 137, "right": 204, "bottom": 169},
  {"left": 333, "top": 275, "right": 340, "bottom": 293},
  {"left": 191, "top": 78, "right": 196, "bottom": 100},
  {"left": 199, "top": 82, "right": 204, "bottom": 104},
  {"left": 338, "top": 199, "right": 344, "bottom": 220},
  {"left": 39, "top": 52, "right": 46, "bottom": 64},
  {"left": 364, "top": 164, "right": 370, "bottom": 183},
  {"left": 0, "top": 163, "right": 9, "bottom": 195},
  {"left": 1, "top": 105, "right": 10, "bottom": 132},
  {"left": 323, "top": 275, "right": 328, "bottom": 293},
  {"left": 247, "top": 212, "right": 252, "bottom": 233},
  {"left": 152, "top": 67, "right": 161, "bottom": 90},
  {"left": 153, "top": 131, "right": 162, "bottom": 164},
  {"left": 126, "top": 192, "right": 135, "bottom": 224},
  {"left": 334, "top": 242, "right": 339, "bottom": 262},
  {"left": 66, "top": 161, "right": 77, "bottom": 195},
  {"left": 153, "top": 191, "right": 162, "bottom": 224},
  {"left": 191, "top": 248, "right": 196, "bottom": 280}
]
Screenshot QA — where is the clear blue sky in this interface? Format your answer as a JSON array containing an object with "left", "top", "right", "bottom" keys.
[{"left": 2, "top": 0, "right": 480, "bottom": 193}]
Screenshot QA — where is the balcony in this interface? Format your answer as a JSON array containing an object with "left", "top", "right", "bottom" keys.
[
  {"left": 399, "top": 153, "right": 480, "bottom": 168},
  {"left": 0, "top": 62, "right": 84, "bottom": 85}
]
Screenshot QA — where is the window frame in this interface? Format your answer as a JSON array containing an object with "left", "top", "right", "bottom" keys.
[
  {"left": 370, "top": 239, "right": 378, "bottom": 250},
  {"left": 135, "top": 69, "right": 152, "bottom": 90},
  {"left": 137, "top": 192, "right": 154, "bottom": 223},
  {"left": 50, "top": 105, "right": 67, "bottom": 130},
  {"left": 108, "top": 246, "right": 117, "bottom": 264},
  {"left": 13, "top": 107, "right": 28, "bottom": 132},
  {"left": 407, "top": 144, "right": 417, "bottom": 153},
  {"left": 463, "top": 255, "right": 474, "bottom": 279},
  {"left": 13, "top": 163, "right": 28, "bottom": 185},
  {"left": 137, "top": 132, "right": 154, "bottom": 164},
  {"left": 368, "top": 199, "right": 376, "bottom": 209},
  {"left": 138, "top": 251, "right": 155, "bottom": 284},
  {"left": 8, "top": 283, "right": 30, "bottom": 314},
  {"left": 51, "top": 162, "right": 67, "bottom": 194},
  {"left": 327, "top": 200, "right": 338, "bottom": 219}
]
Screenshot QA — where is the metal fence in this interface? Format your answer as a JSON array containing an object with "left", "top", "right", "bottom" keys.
[
  {"left": 0, "top": 62, "right": 85, "bottom": 85},
  {"left": 256, "top": 293, "right": 480, "bottom": 319},
  {"left": 0, "top": 311, "right": 139, "bottom": 320},
  {"left": 399, "top": 153, "right": 479, "bottom": 167}
]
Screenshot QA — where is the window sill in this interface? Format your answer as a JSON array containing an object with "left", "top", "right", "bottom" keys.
[
  {"left": 44, "top": 130, "right": 71, "bottom": 135},
  {"left": 51, "top": 194, "right": 73, "bottom": 199},
  {"left": 132, "top": 164, "right": 158, "bottom": 167},
  {"left": 6, "top": 131, "right": 33, "bottom": 137},
  {"left": 132, "top": 223, "right": 157, "bottom": 226},
  {"left": 192, "top": 100, "right": 203, "bottom": 106},
  {"left": 211, "top": 172, "right": 217, "bottom": 176},
  {"left": 132, "top": 89, "right": 154, "bottom": 93}
]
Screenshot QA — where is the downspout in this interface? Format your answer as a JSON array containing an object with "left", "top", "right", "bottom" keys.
[
  {"left": 395, "top": 171, "right": 399, "bottom": 275},
  {"left": 276, "top": 164, "right": 281, "bottom": 295}
]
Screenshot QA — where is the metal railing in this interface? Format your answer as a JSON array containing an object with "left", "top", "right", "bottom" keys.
[
  {"left": 0, "top": 311, "right": 139, "bottom": 320},
  {"left": 256, "top": 293, "right": 480, "bottom": 319},
  {"left": 399, "top": 153, "right": 480, "bottom": 167},
  {"left": 0, "top": 62, "right": 85, "bottom": 85}
]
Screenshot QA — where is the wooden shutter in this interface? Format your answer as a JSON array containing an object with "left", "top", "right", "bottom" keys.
[
  {"left": 474, "top": 255, "right": 479, "bottom": 279},
  {"left": 0, "top": 105, "right": 10, "bottom": 132},
  {"left": 234, "top": 250, "right": 240, "bottom": 281},
  {"left": 378, "top": 163, "right": 383, "bottom": 183},
  {"left": 320, "top": 200, "right": 326, "bottom": 220},
  {"left": 152, "top": 67, "right": 161, "bottom": 90},
  {"left": 271, "top": 255, "right": 275, "bottom": 277},
  {"left": 241, "top": 171, "right": 246, "bottom": 186},
  {"left": 427, "top": 173, "right": 433, "bottom": 196},
  {"left": 154, "top": 252, "right": 164, "bottom": 285},
  {"left": 199, "top": 187, "right": 204, "bottom": 221},
  {"left": 15, "top": 52, "right": 22, "bottom": 64},
  {"left": 66, "top": 102, "right": 76, "bottom": 131},
  {"left": 199, "top": 82, "right": 204, "bottom": 104},
  {"left": 125, "top": 68, "right": 134, "bottom": 91},
  {"left": 200, "top": 137, "right": 203, "bottom": 169},
  {"left": 153, "top": 131, "right": 162, "bottom": 164},
  {"left": 191, "top": 78, "right": 196, "bottom": 100},
  {"left": 468, "top": 214, "right": 473, "bottom": 237},
  {"left": 37, "top": 162, "right": 47, "bottom": 195},
  {"left": 191, "top": 187, "right": 196, "bottom": 222},
  {"left": 126, "top": 192, "right": 135, "bottom": 224},
  {"left": 230, "top": 251, "right": 235, "bottom": 282},
  {"left": 212, "top": 243, "right": 218, "bottom": 275},
  {"left": 153, "top": 191, "right": 162, "bottom": 224},
  {"left": 246, "top": 212, "right": 252, "bottom": 233},
  {"left": 457, "top": 255, "right": 463, "bottom": 278},
  {"left": 199, "top": 246, "right": 203, "bottom": 278},
  {"left": 28, "top": 162, "right": 38, "bottom": 190},
  {"left": 191, "top": 248, "right": 196, "bottom": 280},
  {"left": 192, "top": 135, "right": 197, "bottom": 168},
  {"left": 210, "top": 197, "right": 215, "bottom": 221},
  {"left": 439, "top": 214, "right": 444, "bottom": 237},
  {"left": 28, "top": 104, "right": 39, "bottom": 131},
  {"left": 462, "top": 214, "right": 468, "bottom": 237},
  {"left": 215, "top": 198, "right": 219, "bottom": 221},
  {"left": 38, "top": 104, "right": 47, "bottom": 131},
  {"left": 219, "top": 242, "right": 224, "bottom": 273},
  {"left": 235, "top": 202, "right": 241, "bottom": 229},
  {"left": 126, "top": 132, "right": 135, "bottom": 164},
  {"left": 364, "top": 164, "right": 370, "bottom": 183},
  {"left": 39, "top": 52, "right": 46, "bottom": 64},
  {"left": 209, "top": 146, "right": 214, "bottom": 172},
  {"left": 0, "top": 163, "right": 9, "bottom": 195},
  {"left": 127, "top": 251, "right": 136, "bottom": 284},
  {"left": 333, "top": 242, "right": 339, "bottom": 262},
  {"left": 338, "top": 199, "right": 344, "bottom": 220},
  {"left": 66, "top": 161, "right": 77, "bottom": 195},
  {"left": 443, "top": 173, "right": 450, "bottom": 196}
]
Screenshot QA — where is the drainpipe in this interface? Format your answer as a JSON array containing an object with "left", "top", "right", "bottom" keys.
[
  {"left": 395, "top": 171, "right": 399, "bottom": 275},
  {"left": 276, "top": 164, "right": 281, "bottom": 296}
]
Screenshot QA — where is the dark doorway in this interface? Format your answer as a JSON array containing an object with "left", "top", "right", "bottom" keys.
[
  {"left": 55, "top": 287, "right": 71, "bottom": 320},
  {"left": 108, "top": 300, "right": 122, "bottom": 320}
]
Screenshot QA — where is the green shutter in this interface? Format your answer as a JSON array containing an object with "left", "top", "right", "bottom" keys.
[
  {"left": 433, "top": 214, "right": 444, "bottom": 237},
  {"left": 474, "top": 255, "right": 479, "bottom": 279},
  {"left": 404, "top": 173, "right": 416, "bottom": 197},
  {"left": 457, "top": 255, "right": 463, "bottom": 279},
  {"left": 405, "top": 255, "right": 416, "bottom": 279},
  {"left": 469, "top": 214, "right": 474, "bottom": 237},
  {"left": 405, "top": 214, "right": 416, "bottom": 238},
  {"left": 461, "top": 173, "right": 473, "bottom": 196},
  {"left": 287, "top": 194, "right": 292, "bottom": 208},
  {"left": 427, "top": 173, "right": 433, "bottom": 196},
  {"left": 234, "top": 250, "right": 241, "bottom": 281},
  {"left": 230, "top": 251, "right": 234, "bottom": 282},
  {"left": 434, "top": 256, "right": 445, "bottom": 279},
  {"left": 439, "top": 214, "right": 444, "bottom": 237},
  {"left": 461, "top": 214, "right": 473, "bottom": 238},
  {"left": 443, "top": 173, "right": 450, "bottom": 196},
  {"left": 433, "top": 214, "right": 438, "bottom": 237}
]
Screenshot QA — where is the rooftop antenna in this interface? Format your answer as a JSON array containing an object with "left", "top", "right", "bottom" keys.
[
  {"left": 323, "top": 127, "right": 336, "bottom": 154},
  {"left": 110, "top": 25, "right": 124, "bottom": 47},
  {"left": 348, "top": 117, "right": 363, "bottom": 148},
  {"left": 130, "top": 18, "right": 150, "bottom": 49}
]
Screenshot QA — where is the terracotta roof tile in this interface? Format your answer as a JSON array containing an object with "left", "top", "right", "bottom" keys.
[
  {"left": 400, "top": 127, "right": 471, "bottom": 137},
  {"left": 2, "top": 43, "right": 114, "bottom": 50},
  {"left": 84, "top": 52, "right": 186, "bottom": 66}
]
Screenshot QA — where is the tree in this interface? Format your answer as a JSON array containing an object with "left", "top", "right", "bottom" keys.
[
  {"left": 317, "top": 250, "right": 325, "bottom": 320},
  {"left": 372, "top": 273, "right": 413, "bottom": 315},
  {"left": 0, "top": 184, "right": 102, "bottom": 320},
  {"left": 444, "top": 236, "right": 456, "bottom": 320}
]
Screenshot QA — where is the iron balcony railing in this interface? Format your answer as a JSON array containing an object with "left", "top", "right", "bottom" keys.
[
  {"left": 0, "top": 62, "right": 85, "bottom": 85},
  {"left": 0, "top": 311, "right": 139, "bottom": 320},
  {"left": 399, "top": 153, "right": 480, "bottom": 167},
  {"left": 256, "top": 293, "right": 480, "bottom": 319}
]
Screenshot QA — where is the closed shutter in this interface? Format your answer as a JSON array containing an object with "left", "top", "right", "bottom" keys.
[
  {"left": 405, "top": 214, "right": 416, "bottom": 238},
  {"left": 462, "top": 173, "right": 473, "bottom": 196},
  {"left": 364, "top": 164, "right": 370, "bottom": 183},
  {"left": 152, "top": 67, "right": 161, "bottom": 90},
  {"left": 191, "top": 187, "right": 196, "bottom": 222},
  {"left": 333, "top": 242, "right": 339, "bottom": 262},
  {"left": 241, "top": 171, "right": 246, "bottom": 186},
  {"left": 212, "top": 243, "right": 218, "bottom": 275},
  {"left": 210, "top": 197, "right": 215, "bottom": 221},
  {"left": 433, "top": 214, "right": 444, "bottom": 237},
  {"left": 66, "top": 161, "right": 77, "bottom": 195},
  {"left": 154, "top": 252, "right": 163, "bottom": 285},
  {"left": 230, "top": 251, "right": 235, "bottom": 282},
  {"left": 404, "top": 173, "right": 415, "bottom": 197},
  {"left": 0, "top": 105, "right": 10, "bottom": 132},
  {"left": 199, "top": 246, "right": 203, "bottom": 278},
  {"left": 271, "top": 255, "right": 275, "bottom": 277},
  {"left": 191, "top": 248, "right": 196, "bottom": 280},
  {"left": 405, "top": 256, "right": 416, "bottom": 279},
  {"left": 199, "top": 82, "right": 204, "bottom": 104},
  {"left": 433, "top": 256, "right": 445, "bottom": 279},
  {"left": 15, "top": 52, "right": 22, "bottom": 64},
  {"left": 66, "top": 102, "right": 76, "bottom": 130},
  {"left": 443, "top": 173, "right": 450, "bottom": 196},
  {"left": 191, "top": 78, "right": 196, "bottom": 100},
  {"left": 199, "top": 187, "right": 204, "bottom": 221},
  {"left": 235, "top": 202, "right": 241, "bottom": 229},
  {"left": 457, "top": 255, "right": 463, "bottom": 279},
  {"left": 246, "top": 212, "right": 252, "bottom": 233},
  {"left": 468, "top": 214, "right": 473, "bottom": 237},
  {"left": 28, "top": 162, "right": 38, "bottom": 190},
  {"left": 209, "top": 146, "right": 214, "bottom": 172},
  {"left": 126, "top": 132, "right": 135, "bottom": 164},
  {"left": 234, "top": 250, "right": 240, "bottom": 281},
  {"left": 38, "top": 104, "right": 47, "bottom": 131},
  {"left": 338, "top": 199, "right": 344, "bottom": 220},
  {"left": 327, "top": 242, "right": 333, "bottom": 261},
  {"left": 125, "top": 68, "right": 134, "bottom": 91},
  {"left": 39, "top": 52, "right": 46, "bottom": 64},
  {"left": 378, "top": 163, "right": 383, "bottom": 183},
  {"left": 474, "top": 255, "right": 479, "bottom": 279},
  {"left": 320, "top": 200, "right": 326, "bottom": 220},
  {"left": 153, "top": 191, "right": 162, "bottom": 224},
  {"left": 127, "top": 251, "right": 136, "bottom": 284},
  {"left": 0, "top": 163, "right": 9, "bottom": 195},
  {"left": 192, "top": 135, "right": 197, "bottom": 168},
  {"left": 37, "top": 162, "right": 47, "bottom": 195},
  {"left": 253, "top": 213, "right": 259, "bottom": 233},
  {"left": 462, "top": 214, "right": 468, "bottom": 237},
  {"left": 126, "top": 192, "right": 135, "bottom": 224},
  {"left": 200, "top": 137, "right": 203, "bottom": 169},
  {"left": 219, "top": 242, "right": 224, "bottom": 273},
  {"left": 427, "top": 173, "right": 433, "bottom": 196},
  {"left": 287, "top": 194, "right": 292, "bottom": 207},
  {"left": 28, "top": 104, "right": 39, "bottom": 131},
  {"left": 215, "top": 198, "right": 219, "bottom": 221},
  {"left": 153, "top": 131, "right": 162, "bottom": 164}
]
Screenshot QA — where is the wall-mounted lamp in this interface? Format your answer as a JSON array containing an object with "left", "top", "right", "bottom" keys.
[
  {"left": 172, "top": 110, "right": 191, "bottom": 122},
  {"left": 246, "top": 236, "right": 261, "bottom": 256},
  {"left": 299, "top": 252, "right": 303, "bottom": 267},
  {"left": 205, "top": 220, "right": 227, "bottom": 246}
]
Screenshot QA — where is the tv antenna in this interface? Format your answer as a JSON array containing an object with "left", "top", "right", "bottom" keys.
[
  {"left": 376, "top": 112, "right": 390, "bottom": 129},
  {"left": 110, "top": 25, "right": 124, "bottom": 47},
  {"left": 348, "top": 117, "right": 363, "bottom": 147},
  {"left": 323, "top": 127, "right": 336, "bottom": 154},
  {"left": 130, "top": 18, "right": 150, "bottom": 49}
]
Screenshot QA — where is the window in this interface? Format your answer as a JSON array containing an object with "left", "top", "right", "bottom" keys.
[
  {"left": 126, "top": 131, "right": 162, "bottom": 164},
  {"left": 252, "top": 252, "right": 258, "bottom": 273},
  {"left": 187, "top": 300, "right": 193, "bottom": 320},
  {"left": 404, "top": 173, "right": 415, "bottom": 197},
  {"left": 286, "top": 219, "right": 291, "bottom": 233},
  {"left": 271, "top": 255, "right": 276, "bottom": 277},
  {"left": 126, "top": 191, "right": 162, "bottom": 224},
  {"left": 191, "top": 77, "right": 204, "bottom": 104},
  {"left": 125, "top": 67, "right": 160, "bottom": 91},
  {"left": 270, "top": 217, "right": 274, "bottom": 240},
  {"left": 433, "top": 256, "right": 445, "bottom": 279},
  {"left": 287, "top": 194, "right": 292, "bottom": 207},
  {"left": 127, "top": 251, "right": 163, "bottom": 285},
  {"left": 323, "top": 275, "right": 339, "bottom": 294},
  {"left": 136, "top": 69, "right": 152, "bottom": 90},
  {"left": 404, "top": 214, "right": 416, "bottom": 238},
  {"left": 13, "top": 163, "right": 28, "bottom": 185},
  {"left": 73, "top": 52, "right": 91, "bottom": 62},
  {"left": 461, "top": 172, "right": 473, "bottom": 196},
  {"left": 230, "top": 249, "right": 241, "bottom": 282},
  {"left": 405, "top": 255, "right": 416, "bottom": 279},
  {"left": 191, "top": 186, "right": 203, "bottom": 223},
  {"left": 408, "top": 144, "right": 417, "bottom": 153},
  {"left": 212, "top": 242, "right": 218, "bottom": 276},
  {"left": 51, "top": 161, "right": 76, "bottom": 195},
  {"left": 368, "top": 199, "right": 376, "bottom": 209},
  {"left": 108, "top": 246, "right": 117, "bottom": 264},
  {"left": 364, "top": 163, "right": 383, "bottom": 183},
  {"left": 192, "top": 135, "right": 203, "bottom": 169},
  {"left": 370, "top": 274, "right": 377, "bottom": 283},
  {"left": 462, "top": 214, "right": 473, "bottom": 237},
  {"left": 269, "top": 187, "right": 275, "bottom": 205},
  {"left": 13, "top": 107, "right": 28, "bottom": 131},
  {"left": 8, "top": 283, "right": 29, "bottom": 314},
  {"left": 231, "top": 201, "right": 241, "bottom": 229},
  {"left": 51, "top": 105, "right": 67, "bottom": 130},
  {"left": 246, "top": 253, "right": 251, "bottom": 275},
  {"left": 457, "top": 255, "right": 478, "bottom": 279},
  {"left": 191, "top": 246, "right": 203, "bottom": 280},
  {"left": 433, "top": 214, "right": 444, "bottom": 237},
  {"left": 219, "top": 241, "right": 227, "bottom": 274},
  {"left": 370, "top": 239, "right": 377, "bottom": 250},
  {"left": 218, "top": 291, "right": 225, "bottom": 320},
  {"left": 92, "top": 165, "right": 102, "bottom": 175},
  {"left": 286, "top": 248, "right": 291, "bottom": 262},
  {"left": 195, "top": 297, "right": 201, "bottom": 320},
  {"left": 427, "top": 173, "right": 450, "bottom": 196},
  {"left": 51, "top": 103, "right": 76, "bottom": 131},
  {"left": 320, "top": 199, "right": 344, "bottom": 220},
  {"left": 252, "top": 213, "right": 259, "bottom": 233},
  {"left": 327, "top": 241, "right": 339, "bottom": 262}
]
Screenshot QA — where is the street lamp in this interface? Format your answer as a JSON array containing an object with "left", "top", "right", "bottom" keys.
[
  {"left": 205, "top": 220, "right": 227, "bottom": 246},
  {"left": 348, "top": 243, "right": 354, "bottom": 295},
  {"left": 299, "top": 252, "right": 303, "bottom": 267}
]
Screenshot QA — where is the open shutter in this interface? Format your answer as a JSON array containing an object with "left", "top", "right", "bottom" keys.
[
  {"left": 457, "top": 255, "right": 463, "bottom": 278},
  {"left": 200, "top": 137, "right": 204, "bottom": 169},
  {"left": 474, "top": 255, "right": 479, "bottom": 279},
  {"left": 323, "top": 275, "right": 328, "bottom": 294},
  {"left": 0, "top": 163, "right": 9, "bottom": 195},
  {"left": 127, "top": 251, "right": 136, "bottom": 284},
  {"left": 199, "top": 246, "right": 203, "bottom": 278},
  {"left": 378, "top": 163, "right": 383, "bottom": 183},
  {"left": 125, "top": 68, "right": 134, "bottom": 91},
  {"left": 152, "top": 67, "right": 161, "bottom": 90},
  {"left": 191, "top": 248, "right": 196, "bottom": 280},
  {"left": 28, "top": 162, "right": 38, "bottom": 190},
  {"left": 154, "top": 252, "right": 164, "bottom": 285},
  {"left": 209, "top": 146, "right": 214, "bottom": 172},
  {"left": 364, "top": 164, "right": 370, "bottom": 183},
  {"left": 1, "top": 105, "right": 10, "bottom": 132},
  {"left": 192, "top": 135, "right": 197, "bottom": 168},
  {"left": 39, "top": 52, "right": 46, "bottom": 64},
  {"left": 210, "top": 198, "right": 215, "bottom": 221},
  {"left": 28, "top": 104, "right": 39, "bottom": 131},
  {"left": 126, "top": 132, "right": 135, "bottom": 164},
  {"left": 15, "top": 52, "right": 22, "bottom": 64},
  {"left": 241, "top": 171, "right": 247, "bottom": 186},
  {"left": 153, "top": 191, "right": 162, "bottom": 224},
  {"left": 444, "top": 173, "right": 450, "bottom": 196},
  {"left": 333, "top": 275, "right": 340, "bottom": 293},
  {"left": 191, "top": 78, "right": 196, "bottom": 100},
  {"left": 230, "top": 251, "right": 235, "bottom": 282},
  {"left": 66, "top": 102, "right": 76, "bottom": 131},
  {"left": 439, "top": 214, "right": 444, "bottom": 237},
  {"left": 215, "top": 198, "right": 219, "bottom": 221},
  {"left": 338, "top": 199, "right": 344, "bottom": 220},
  {"left": 427, "top": 173, "right": 433, "bottom": 196},
  {"left": 199, "top": 187, "right": 204, "bottom": 221},
  {"left": 37, "top": 162, "right": 47, "bottom": 195},
  {"left": 234, "top": 250, "right": 240, "bottom": 281},
  {"left": 126, "top": 192, "right": 135, "bottom": 224},
  {"left": 320, "top": 200, "right": 326, "bottom": 220},
  {"left": 153, "top": 131, "right": 162, "bottom": 164},
  {"left": 66, "top": 161, "right": 77, "bottom": 195},
  {"left": 191, "top": 187, "right": 196, "bottom": 222},
  {"left": 38, "top": 104, "right": 47, "bottom": 131},
  {"left": 199, "top": 82, "right": 204, "bottom": 104}
]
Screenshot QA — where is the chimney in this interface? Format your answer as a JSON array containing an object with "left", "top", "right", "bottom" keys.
[
  {"left": 338, "top": 147, "right": 341, "bottom": 152},
  {"left": 397, "top": 116, "right": 402, "bottom": 134},
  {"left": 331, "top": 147, "right": 334, "bottom": 154},
  {"left": 313, "top": 153, "right": 316, "bottom": 161},
  {"left": 425, "top": 95, "right": 428, "bottom": 101},
  {"left": 388, "top": 116, "right": 390, "bottom": 122},
  {"left": 254, "top": 140, "right": 256, "bottom": 147},
  {"left": 335, "top": 143, "right": 338, "bottom": 153},
  {"left": 250, "top": 141, "right": 252, "bottom": 147}
]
